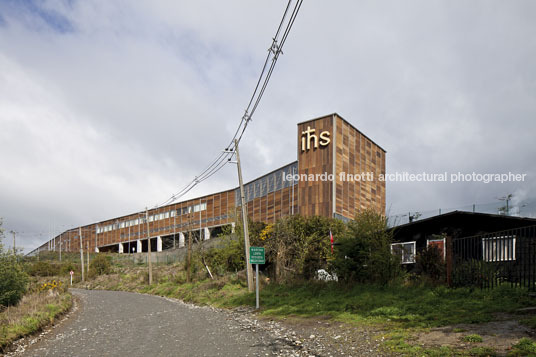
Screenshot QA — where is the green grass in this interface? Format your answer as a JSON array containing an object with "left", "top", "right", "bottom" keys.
[
  {"left": 508, "top": 338, "right": 536, "bottom": 356},
  {"left": 0, "top": 292, "right": 72, "bottom": 351},
  {"left": 257, "top": 282, "right": 534, "bottom": 328},
  {"left": 463, "top": 334, "right": 483, "bottom": 343},
  {"left": 521, "top": 316, "right": 536, "bottom": 330}
]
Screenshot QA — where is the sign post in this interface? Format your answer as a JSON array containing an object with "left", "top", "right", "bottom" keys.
[
  {"left": 70, "top": 270, "right": 74, "bottom": 286},
  {"left": 249, "top": 247, "right": 265, "bottom": 310}
]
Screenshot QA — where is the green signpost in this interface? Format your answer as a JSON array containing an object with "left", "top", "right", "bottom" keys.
[
  {"left": 249, "top": 247, "right": 265, "bottom": 309},
  {"left": 249, "top": 246, "right": 265, "bottom": 264}
]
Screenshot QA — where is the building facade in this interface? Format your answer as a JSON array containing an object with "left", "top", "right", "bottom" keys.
[{"left": 30, "top": 113, "right": 386, "bottom": 255}]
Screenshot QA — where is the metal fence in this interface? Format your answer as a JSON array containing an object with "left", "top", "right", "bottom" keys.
[{"left": 451, "top": 225, "right": 536, "bottom": 290}]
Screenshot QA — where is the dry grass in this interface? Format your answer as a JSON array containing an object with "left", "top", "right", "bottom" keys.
[{"left": 0, "top": 289, "right": 72, "bottom": 351}]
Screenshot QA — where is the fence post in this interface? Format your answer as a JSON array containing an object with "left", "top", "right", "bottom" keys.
[{"left": 446, "top": 235, "right": 453, "bottom": 287}]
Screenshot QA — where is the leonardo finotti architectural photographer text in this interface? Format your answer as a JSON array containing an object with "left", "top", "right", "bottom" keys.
[{"left": 282, "top": 171, "right": 527, "bottom": 184}]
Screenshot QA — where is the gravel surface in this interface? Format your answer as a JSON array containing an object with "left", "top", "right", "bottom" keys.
[{"left": 6, "top": 289, "right": 387, "bottom": 357}]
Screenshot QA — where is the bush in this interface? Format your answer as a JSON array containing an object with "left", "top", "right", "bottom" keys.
[
  {"left": 27, "top": 261, "right": 61, "bottom": 276},
  {"left": 415, "top": 245, "right": 446, "bottom": 285},
  {"left": 89, "top": 254, "right": 112, "bottom": 276},
  {"left": 330, "top": 210, "right": 401, "bottom": 284},
  {"left": 0, "top": 255, "right": 28, "bottom": 307},
  {"left": 203, "top": 235, "right": 245, "bottom": 276},
  {"left": 0, "top": 221, "right": 29, "bottom": 307}
]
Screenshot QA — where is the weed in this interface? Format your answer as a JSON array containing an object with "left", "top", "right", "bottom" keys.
[
  {"left": 508, "top": 338, "right": 536, "bottom": 356},
  {"left": 463, "top": 334, "right": 483, "bottom": 343},
  {"left": 469, "top": 346, "right": 497, "bottom": 356}
]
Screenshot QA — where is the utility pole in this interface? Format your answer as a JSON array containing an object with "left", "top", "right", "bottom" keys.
[
  {"left": 87, "top": 242, "right": 90, "bottom": 275},
  {"left": 187, "top": 213, "right": 192, "bottom": 283},
  {"left": 234, "top": 139, "right": 254, "bottom": 292},
  {"left": 146, "top": 207, "right": 153, "bottom": 285},
  {"left": 79, "top": 227, "right": 85, "bottom": 282}
]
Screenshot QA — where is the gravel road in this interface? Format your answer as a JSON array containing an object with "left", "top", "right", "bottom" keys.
[
  {"left": 8, "top": 289, "right": 385, "bottom": 357},
  {"left": 12, "top": 289, "right": 305, "bottom": 356}
]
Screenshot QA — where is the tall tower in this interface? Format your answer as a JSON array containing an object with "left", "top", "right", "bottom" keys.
[{"left": 297, "top": 113, "right": 386, "bottom": 219}]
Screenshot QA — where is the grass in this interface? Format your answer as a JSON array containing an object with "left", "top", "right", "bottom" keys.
[
  {"left": 508, "top": 338, "right": 536, "bottom": 356},
  {"left": 521, "top": 316, "right": 536, "bottom": 330},
  {"left": 0, "top": 288, "right": 72, "bottom": 351},
  {"left": 256, "top": 282, "right": 534, "bottom": 329},
  {"left": 463, "top": 334, "right": 483, "bottom": 343}
]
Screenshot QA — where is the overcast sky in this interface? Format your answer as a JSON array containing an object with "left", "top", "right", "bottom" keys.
[{"left": 1, "top": 0, "right": 535, "bottom": 253}]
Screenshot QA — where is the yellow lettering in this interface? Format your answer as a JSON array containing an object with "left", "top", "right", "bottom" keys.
[
  {"left": 319, "top": 131, "right": 330, "bottom": 146},
  {"left": 301, "top": 127, "right": 331, "bottom": 151}
]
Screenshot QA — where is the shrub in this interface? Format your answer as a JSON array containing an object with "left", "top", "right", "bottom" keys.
[
  {"left": 415, "top": 244, "right": 446, "bottom": 285},
  {"left": 203, "top": 236, "right": 245, "bottom": 276},
  {"left": 0, "top": 222, "right": 29, "bottom": 307},
  {"left": 0, "top": 257, "right": 28, "bottom": 307},
  {"left": 89, "top": 254, "right": 112, "bottom": 276},
  {"left": 27, "top": 261, "right": 61, "bottom": 276},
  {"left": 330, "top": 210, "right": 401, "bottom": 284},
  {"left": 509, "top": 338, "right": 536, "bottom": 356}
]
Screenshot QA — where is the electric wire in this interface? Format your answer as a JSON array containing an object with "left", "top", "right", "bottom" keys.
[{"left": 156, "top": 0, "right": 302, "bottom": 208}]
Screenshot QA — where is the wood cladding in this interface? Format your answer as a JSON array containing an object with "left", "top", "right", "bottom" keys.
[
  {"left": 297, "top": 115, "right": 334, "bottom": 217},
  {"left": 333, "top": 115, "right": 386, "bottom": 218},
  {"left": 38, "top": 113, "right": 386, "bottom": 254}
]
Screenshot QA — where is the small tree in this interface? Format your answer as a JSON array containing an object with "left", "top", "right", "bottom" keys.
[
  {"left": 330, "top": 210, "right": 400, "bottom": 284},
  {"left": 0, "top": 219, "right": 28, "bottom": 307},
  {"left": 415, "top": 238, "right": 446, "bottom": 285}
]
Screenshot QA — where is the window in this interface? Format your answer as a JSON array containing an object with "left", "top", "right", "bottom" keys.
[
  {"left": 149, "top": 215, "right": 154, "bottom": 222},
  {"left": 426, "top": 238, "right": 446, "bottom": 260},
  {"left": 391, "top": 241, "right": 416, "bottom": 264},
  {"left": 482, "top": 235, "right": 516, "bottom": 262}
]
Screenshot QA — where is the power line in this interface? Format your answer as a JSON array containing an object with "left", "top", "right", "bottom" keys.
[{"left": 156, "top": 0, "right": 303, "bottom": 208}]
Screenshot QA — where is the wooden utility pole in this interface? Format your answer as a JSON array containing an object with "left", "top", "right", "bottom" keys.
[
  {"left": 234, "top": 139, "right": 254, "bottom": 292},
  {"left": 79, "top": 227, "right": 85, "bottom": 282},
  {"left": 87, "top": 242, "right": 90, "bottom": 275},
  {"left": 187, "top": 214, "right": 192, "bottom": 283},
  {"left": 146, "top": 208, "right": 153, "bottom": 285}
]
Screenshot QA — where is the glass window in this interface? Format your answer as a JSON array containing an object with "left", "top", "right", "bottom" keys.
[{"left": 391, "top": 242, "right": 416, "bottom": 264}]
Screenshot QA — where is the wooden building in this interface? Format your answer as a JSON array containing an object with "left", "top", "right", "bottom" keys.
[{"left": 30, "top": 113, "right": 386, "bottom": 255}]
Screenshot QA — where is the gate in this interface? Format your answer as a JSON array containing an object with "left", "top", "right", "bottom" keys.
[{"left": 450, "top": 225, "right": 536, "bottom": 290}]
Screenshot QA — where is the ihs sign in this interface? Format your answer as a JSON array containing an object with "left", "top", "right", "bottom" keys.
[{"left": 301, "top": 126, "right": 331, "bottom": 151}]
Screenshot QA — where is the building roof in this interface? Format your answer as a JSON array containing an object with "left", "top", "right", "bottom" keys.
[{"left": 390, "top": 210, "right": 536, "bottom": 243}]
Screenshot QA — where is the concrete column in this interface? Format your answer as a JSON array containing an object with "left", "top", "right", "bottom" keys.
[
  {"left": 204, "top": 227, "right": 211, "bottom": 240},
  {"left": 118, "top": 243, "right": 124, "bottom": 254},
  {"left": 179, "top": 232, "right": 185, "bottom": 248},
  {"left": 231, "top": 222, "right": 236, "bottom": 233},
  {"left": 157, "top": 236, "right": 162, "bottom": 252},
  {"left": 137, "top": 239, "right": 142, "bottom": 253}
]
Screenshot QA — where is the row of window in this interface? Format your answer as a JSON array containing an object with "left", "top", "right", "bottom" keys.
[
  {"left": 118, "top": 215, "right": 230, "bottom": 239},
  {"left": 235, "top": 162, "right": 298, "bottom": 204},
  {"left": 391, "top": 235, "right": 517, "bottom": 264},
  {"left": 96, "top": 202, "right": 208, "bottom": 234}
]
